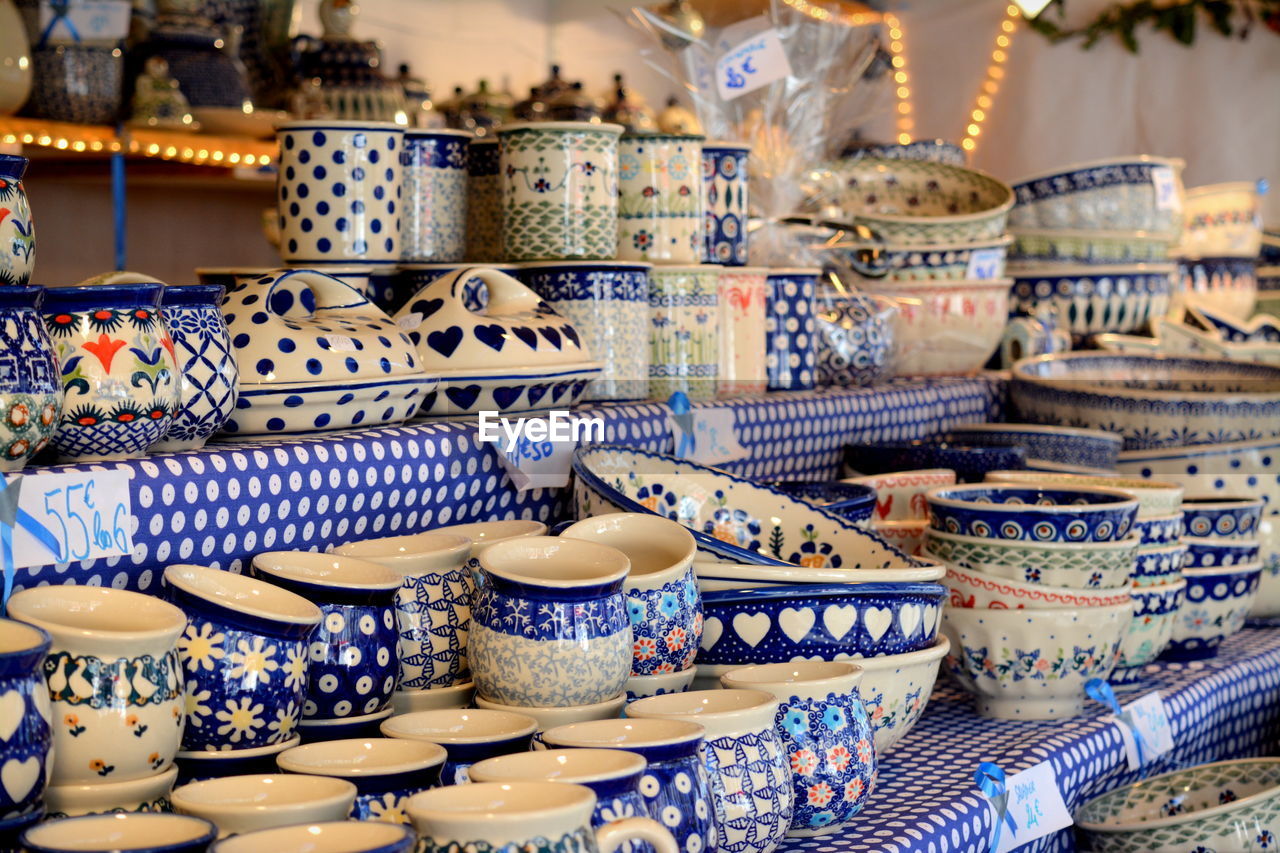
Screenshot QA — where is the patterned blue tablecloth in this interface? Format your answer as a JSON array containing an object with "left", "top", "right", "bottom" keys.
[
  {"left": 783, "top": 628, "right": 1280, "bottom": 853},
  {"left": 11, "top": 377, "right": 1003, "bottom": 592}
]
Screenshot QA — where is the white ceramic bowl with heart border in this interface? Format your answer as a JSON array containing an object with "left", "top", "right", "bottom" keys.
[{"left": 941, "top": 563, "right": 1132, "bottom": 610}]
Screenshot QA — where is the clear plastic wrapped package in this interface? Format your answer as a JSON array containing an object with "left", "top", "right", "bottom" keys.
[{"left": 814, "top": 272, "right": 897, "bottom": 387}]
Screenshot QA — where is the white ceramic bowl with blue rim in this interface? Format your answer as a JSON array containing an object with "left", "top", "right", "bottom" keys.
[
  {"left": 693, "top": 561, "right": 945, "bottom": 593},
  {"left": 210, "top": 821, "right": 417, "bottom": 853},
  {"left": 922, "top": 528, "right": 1139, "bottom": 589},
  {"left": 1132, "top": 512, "right": 1185, "bottom": 546},
  {"left": 170, "top": 774, "right": 357, "bottom": 838},
  {"left": 43, "top": 766, "right": 178, "bottom": 819},
  {"left": 276, "top": 737, "right": 446, "bottom": 823},
  {"left": 947, "top": 423, "right": 1122, "bottom": 471},
  {"left": 1111, "top": 577, "right": 1186, "bottom": 682},
  {"left": 1132, "top": 542, "right": 1187, "bottom": 588},
  {"left": 572, "top": 444, "right": 933, "bottom": 570},
  {"left": 20, "top": 813, "right": 217, "bottom": 853},
  {"left": 926, "top": 483, "right": 1139, "bottom": 543},
  {"left": 1183, "top": 537, "right": 1261, "bottom": 569},
  {"left": 1179, "top": 496, "right": 1265, "bottom": 540},
  {"left": 984, "top": 469, "right": 1182, "bottom": 519},
  {"left": 697, "top": 582, "right": 945, "bottom": 665},
  {"left": 1164, "top": 562, "right": 1262, "bottom": 661},
  {"left": 1008, "top": 155, "right": 1185, "bottom": 236},
  {"left": 625, "top": 668, "right": 697, "bottom": 704}
]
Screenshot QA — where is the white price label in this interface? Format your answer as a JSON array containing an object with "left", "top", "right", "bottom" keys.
[
  {"left": 1115, "top": 691, "right": 1175, "bottom": 771},
  {"left": 965, "top": 247, "right": 1005, "bottom": 280},
  {"left": 324, "top": 334, "right": 358, "bottom": 352},
  {"left": 487, "top": 433, "right": 575, "bottom": 492},
  {"left": 1152, "top": 166, "right": 1180, "bottom": 211},
  {"left": 714, "top": 29, "right": 792, "bottom": 101},
  {"left": 669, "top": 407, "right": 749, "bottom": 466},
  {"left": 11, "top": 469, "right": 134, "bottom": 568},
  {"left": 36, "top": 0, "right": 131, "bottom": 44},
  {"left": 994, "top": 761, "right": 1073, "bottom": 853},
  {"left": 397, "top": 313, "right": 424, "bottom": 331}
]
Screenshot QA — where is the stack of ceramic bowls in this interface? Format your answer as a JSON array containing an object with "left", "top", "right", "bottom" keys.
[
  {"left": 923, "top": 483, "right": 1139, "bottom": 719},
  {"left": 1165, "top": 496, "right": 1265, "bottom": 661},
  {"left": 1006, "top": 156, "right": 1183, "bottom": 347},
  {"left": 1178, "top": 180, "right": 1265, "bottom": 320}
]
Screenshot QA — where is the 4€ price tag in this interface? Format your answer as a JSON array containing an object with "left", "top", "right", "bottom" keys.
[
  {"left": 714, "top": 28, "right": 792, "bottom": 101},
  {"left": 1116, "top": 691, "right": 1175, "bottom": 771},
  {"left": 994, "top": 762, "right": 1073, "bottom": 853},
  {"left": 11, "top": 469, "right": 134, "bottom": 568},
  {"left": 966, "top": 247, "right": 1005, "bottom": 280},
  {"left": 1151, "top": 166, "right": 1180, "bottom": 211},
  {"left": 669, "top": 407, "right": 749, "bottom": 467}
]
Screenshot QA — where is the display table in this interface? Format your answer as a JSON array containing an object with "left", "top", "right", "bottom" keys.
[
  {"left": 787, "top": 628, "right": 1280, "bottom": 853},
  {"left": 11, "top": 377, "right": 1003, "bottom": 592}
]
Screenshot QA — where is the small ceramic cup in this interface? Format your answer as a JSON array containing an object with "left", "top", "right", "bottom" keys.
[
  {"left": 251, "top": 551, "right": 402, "bottom": 720},
  {"left": 174, "top": 736, "right": 301, "bottom": 786},
  {"left": 0, "top": 285, "right": 62, "bottom": 471},
  {"left": 765, "top": 268, "right": 819, "bottom": 392},
  {"left": 1180, "top": 496, "right": 1265, "bottom": 540},
  {"left": 407, "top": 781, "right": 678, "bottom": 853},
  {"left": 616, "top": 133, "right": 704, "bottom": 264},
  {"left": 721, "top": 662, "right": 876, "bottom": 837},
  {"left": 297, "top": 709, "right": 394, "bottom": 744},
  {"left": 152, "top": 284, "right": 238, "bottom": 452},
  {"left": 470, "top": 536, "right": 633, "bottom": 707},
  {"left": 648, "top": 264, "right": 720, "bottom": 403},
  {"left": 277, "top": 737, "right": 446, "bottom": 824},
  {"left": 499, "top": 121, "right": 623, "bottom": 261},
  {"left": 0, "top": 619, "right": 52, "bottom": 819},
  {"left": 8, "top": 586, "right": 186, "bottom": 786},
  {"left": 701, "top": 142, "right": 750, "bottom": 265},
  {"left": 277, "top": 120, "right": 405, "bottom": 264},
  {"left": 558, "top": 513, "right": 701, "bottom": 675},
  {"left": 171, "top": 774, "right": 357, "bottom": 838},
  {"left": 43, "top": 766, "right": 178, "bottom": 818},
  {"left": 392, "top": 681, "right": 476, "bottom": 715},
  {"left": 163, "top": 564, "right": 322, "bottom": 752},
  {"left": 380, "top": 708, "right": 537, "bottom": 785},
  {"left": 465, "top": 137, "right": 502, "bottom": 261},
  {"left": 210, "top": 821, "right": 417, "bottom": 853},
  {"left": 474, "top": 694, "right": 627, "bottom": 734},
  {"left": 401, "top": 129, "right": 471, "bottom": 263},
  {"left": 625, "top": 669, "right": 698, "bottom": 704},
  {"left": 717, "top": 266, "right": 769, "bottom": 396},
  {"left": 20, "top": 813, "right": 217, "bottom": 853}
]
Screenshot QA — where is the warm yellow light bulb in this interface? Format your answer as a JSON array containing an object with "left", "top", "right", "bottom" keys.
[
  {"left": 977, "top": 95, "right": 992, "bottom": 108},
  {"left": 891, "top": 56, "right": 905, "bottom": 68},
  {"left": 997, "top": 35, "right": 1009, "bottom": 47},
  {"left": 897, "top": 102, "right": 912, "bottom": 114},
  {"left": 897, "top": 86, "right": 910, "bottom": 98},
  {"left": 967, "top": 123, "right": 981, "bottom": 135},
  {"left": 894, "top": 71, "right": 908, "bottom": 83},
  {"left": 991, "top": 66, "right": 1005, "bottom": 78},
  {"left": 962, "top": 138, "right": 976, "bottom": 150},
  {"left": 1002, "top": 19, "right": 1016, "bottom": 32},
  {"left": 897, "top": 132, "right": 911, "bottom": 144},
  {"left": 972, "top": 109, "right": 985, "bottom": 121}
]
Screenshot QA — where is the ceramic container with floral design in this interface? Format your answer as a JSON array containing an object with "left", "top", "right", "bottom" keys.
[
  {"left": 152, "top": 284, "right": 238, "bottom": 453},
  {"left": 0, "top": 619, "right": 52, "bottom": 820},
  {"left": 0, "top": 285, "right": 60, "bottom": 470},
  {"left": 470, "top": 536, "right": 632, "bottom": 707},
  {"left": 616, "top": 133, "right": 703, "bottom": 264},
  {"left": 766, "top": 269, "right": 817, "bottom": 391},
  {"left": 251, "top": 551, "right": 402, "bottom": 720},
  {"left": 465, "top": 138, "right": 502, "bottom": 261},
  {"left": 380, "top": 708, "right": 537, "bottom": 786},
  {"left": 7, "top": 587, "right": 186, "bottom": 786},
  {"left": 649, "top": 265, "right": 719, "bottom": 402},
  {"left": 402, "top": 129, "right": 471, "bottom": 263},
  {"left": 867, "top": 278, "right": 1009, "bottom": 378},
  {"left": 721, "top": 663, "right": 875, "bottom": 837},
  {"left": 559, "top": 514, "right": 701, "bottom": 675},
  {"left": 499, "top": 121, "right": 622, "bottom": 261},
  {"left": 42, "top": 283, "right": 178, "bottom": 461},
  {"left": 164, "top": 564, "right": 321, "bottom": 752},
  {"left": 0, "top": 154, "right": 35, "bottom": 286},
  {"left": 702, "top": 142, "right": 750, "bottom": 265},
  {"left": 277, "top": 737, "right": 445, "bottom": 825},
  {"left": 1165, "top": 562, "right": 1262, "bottom": 661},
  {"left": 717, "top": 267, "right": 768, "bottom": 396}
]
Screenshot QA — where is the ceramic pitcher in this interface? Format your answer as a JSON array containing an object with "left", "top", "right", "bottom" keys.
[
  {"left": 401, "top": 129, "right": 470, "bottom": 263},
  {"left": 649, "top": 265, "right": 719, "bottom": 403},
  {"left": 0, "top": 619, "right": 52, "bottom": 820},
  {"left": 152, "top": 284, "right": 238, "bottom": 453},
  {"left": 0, "top": 154, "right": 35, "bottom": 285},
  {"left": 717, "top": 267, "right": 768, "bottom": 396},
  {"left": 702, "top": 142, "right": 750, "bottom": 265},
  {"left": 765, "top": 269, "right": 818, "bottom": 392},
  {"left": 7, "top": 587, "right": 186, "bottom": 786},
  {"left": 465, "top": 138, "right": 502, "bottom": 261},
  {"left": 0, "top": 285, "right": 60, "bottom": 471},
  {"left": 616, "top": 133, "right": 704, "bottom": 264}
]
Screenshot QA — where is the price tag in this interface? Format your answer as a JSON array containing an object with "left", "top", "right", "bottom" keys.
[
  {"left": 993, "top": 761, "right": 1072, "bottom": 853},
  {"left": 1115, "top": 691, "right": 1175, "bottom": 771},
  {"left": 965, "top": 247, "right": 1005, "bottom": 280},
  {"left": 1152, "top": 166, "right": 1180, "bottom": 211},
  {"left": 397, "top": 313, "right": 423, "bottom": 331},
  {"left": 37, "top": 0, "right": 131, "bottom": 44},
  {"left": 477, "top": 413, "right": 591, "bottom": 491},
  {"left": 669, "top": 407, "right": 749, "bottom": 466},
  {"left": 324, "top": 334, "right": 358, "bottom": 352},
  {"left": 714, "top": 29, "right": 792, "bottom": 101},
  {"left": 11, "top": 469, "right": 133, "bottom": 568}
]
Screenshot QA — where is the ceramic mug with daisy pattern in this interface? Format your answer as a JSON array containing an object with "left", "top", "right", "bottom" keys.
[{"left": 164, "top": 565, "right": 321, "bottom": 752}]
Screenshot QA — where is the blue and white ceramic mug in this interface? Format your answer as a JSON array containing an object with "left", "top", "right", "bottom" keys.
[
  {"left": 20, "top": 813, "right": 217, "bottom": 853},
  {"left": 164, "top": 565, "right": 322, "bottom": 752},
  {"left": 211, "top": 821, "right": 417, "bottom": 853},
  {"left": 470, "top": 536, "right": 633, "bottom": 708},
  {"left": 174, "top": 736, "right": 300, "bottom": 786},
  {"left": 277, "top": 737, "right": 445, "bottom": 824},
  {"left": 152, "top": 284, "right": 239, "bottom": 453},
  {"left": 251, "top": 551, "right": 402, "bottom": 720},
  {"left": 0, "top": 619, "right": 52, "bottom": 819},
  {"left": 401, "top": 129, "right": 471, "bottom": 263},
  {"left": 701, "top": 142, "right": 750, "bottom": 265},
  {"left": 380, "top": 708, "right": 537, "bottom": 785},
  {"left": 765, "top": 268, "right": 818, "bottom": 391},
  {"left": 277, "top": 120, "right": 405, "bottom": 264}
]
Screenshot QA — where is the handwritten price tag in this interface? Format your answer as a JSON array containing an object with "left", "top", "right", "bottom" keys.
[
  {"left": 486, "top": 433, "right": 575, "bottom": 492},
  {"left": 966, "top": 247, "right": 1005, "bottom": 280},
  {"left": 324, "top": 334, "right": 359, "bottom": 352},
  {"left": 714, "top": 29, "right": 792, "bottom": 102},
  {"left": 1116, "top": 691, "right": 1175, "bottom": 771},
  {"left": 995, "top": 762, "right": 1072, "bottom": 853},
  {"left": 12, "top": 469, "right": 133, "bottom": 568},
  {"left": 37, "top": 0, "right": 131, "bottom": 43},
  {"left": 669, "top": 407, "right": 749, "bottom": 466},
  {"left": 1151, "top": 166, "right": 1180, "bottom": 211},
  {"left": 397, "top": 313, "right": 424, "bottom": 331}
]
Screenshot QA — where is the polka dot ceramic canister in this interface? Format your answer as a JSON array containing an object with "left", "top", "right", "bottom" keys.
[
  {"left": 277, "top": 120, "right": 405, "bottom": 264},
  {"left": 42, "top": 283, "right": 178, "bottom": 462},
  {"left": 499, "top": 121, "right": 622, "bottom": 261},
  {"left": 765, "top": 269, "right": 818, "bottom": 392},
  {"left": 0, "top": 154, "right": 35, "bottom": 285},
  {"left": 0, "top": 619, "right": 52, "bottom": 822},
  {"left": 702, "top": 142, "right": 750, "bottom": 266},
  {"left": 0, "top": 285, "right": 61, "bottom": 471},
  {"left": 401, "top": 129, "right": 470, "bottom": 263},
  {"left": 151, "top": 284, "right": 238, "bottom": 453},
  {"left": 465, "top": 138, "right": 502, "bottom": 261},
  {"left": 617, "top": 133, "right": 704, "bottom": 264},
  {"left": 650, "top": 265, "right": 720, "bottom": 402}
]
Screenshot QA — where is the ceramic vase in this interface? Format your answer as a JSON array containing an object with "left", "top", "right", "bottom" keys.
[
  {"left": 0, "top": 154, "right": 34, "bottom": 285},
  {"left": 702, "top": 142, "right": 750, "bottom": 265},
  {"left": 0, "top": 619, "right": 52, "bottom": 820},
  {"left": 401, "top": 129, "right": 470, "bottom": 263},
  {"left": 164, "top": 564, "right": 321, "bottom": 752},
  {"left": 649, "top": 265, "right": 719, "bottom": 403},
  {"left": 151, "top": 284, "right": 238, "bottom": 452},
  {"left": 0, "top": 285, "right": 60, "bottom": 471},
  {"left": 814, "top": 284, "right": 896, "bottom": 388},
  {"left": 717, "top": 267, "right": 768, "bottom": 396},
  {"left": 765, "top": 269, "right": 818, "bottom": 392},
  {"left": 628, "top": 690, "right": 794, "bottom": 853},
  {"left": 392, "top": 263, "right": 517, "bottom": 314},
  {"left": 515, "top": 261, "right": 651, "bottom": 401},
  {"left": 465, "top": 138, "right": 502, "bottom": 261},
  {"left": 277, "top": 120, "right": 405, "bottom": 264},
  {"left": 7, "top": 587, "right": 186, "bottom": 787},
  {"left": 469, "top": 536, "right": 632, "bottom": 708},
  {"left": 616, "top": 133, "right": 703, "bottom": 264},
  {"left": 26, "top": 44, "right": 123, "bottom": 124},
  {"left": 277, "top": 737, "right": 446, "bottom": 824},
  {"left": 721, "top": 663, "right": 875, "bottom": 837},
  {"left": 499, "top": 121, "right": 622, "bottom": 261},
  {"left": 42, "top": 283, "right": 178, "bottom": 461}
]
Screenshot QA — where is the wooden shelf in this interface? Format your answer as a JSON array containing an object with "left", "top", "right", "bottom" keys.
[{"left": 0, "top": 116, "right": 277, "bottom": 168}]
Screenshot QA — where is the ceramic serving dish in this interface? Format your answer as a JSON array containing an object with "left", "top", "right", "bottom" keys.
[
  {"left": 1182, "top": 181, "right": 1264, "bottom": 259},
  {"left": 769, "top": 481, "right": 876, "bottom": 524},
  {"left": 1008, "top": 156, "right": 1185, "bottom": 237},
  {"left": 1010, "top": 353, "right": 1280, "bottom": 451},
  {"left": 693, "top": 561, "right": 945, "bottom": 592},
  {"left": 984, "top": 470, "right": 1182, "bottom": 519},
  {"left": 572, "top": 444, "right": 933, "bottom": 570},
  {"left": 818, "top": 236, "right": 1010, "bottom": 282},
  {"left": 220, "top": 269, "right": 435, "bottom": 435},
  {"left": 1008, "top": 263, "right": 1175, "bottom": 340},
  {"left": 844, "top": 442, "right": 1025, "bottom": 485},
  {"left": 941, "top": 602, "right": 1130, "bottom": 719},
  {"left": 844, "top": 139, "right": 967, "bottom": 166},
  {"left": 1181, "top": 496, "right": 1264, "bottom": 540},
  {"left": 1008, "top": 229, "right": 1174, "bottom": 265},
  {"left": 943, "top": 563, "right": 1131, "bottom": 609},
  {"left": 396, "top": 267, "right": 601, "bottom": 417},
  {"left": 843, "top": 469, "right": 957, "bottom": 521},
  {"left": 1186, "top": 306, "right": 1280, "bottom": 343},
  {"left": 926, "top": 484, "right": 1139, "bottom": 543},
  {"left": 1184, "top": 537, "right": 1261, "bottom": 569},
  {"left": 948, "top": 424, "right": 1122, "bottom": 472},
  {"left": 1165, "top": 562, "right": 1262, "bottom": 660},
  {"left": 862, "top": 278, "right": 1010, "bottom": 377},
  {"left": 1111, "top": 578, "right": 1185, "bottom": 681},
  {"left": 1179, "top": 256, "right": 1258, "bottom": 320},
  {"left": 697, "top": 582, "right": 946, "bottom": 664},
  {"left": 922, "top": 529, "right": 1139, "bottom": 589},
  {"left": 1132, "top": 542, "right": 1188, "bottom": 588}
]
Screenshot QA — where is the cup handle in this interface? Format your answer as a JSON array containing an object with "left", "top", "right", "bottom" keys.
[{"left": 594, "top": 818, "right": 679, "bottom": 853}]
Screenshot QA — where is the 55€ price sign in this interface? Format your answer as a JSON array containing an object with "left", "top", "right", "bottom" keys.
[{"left": 11, "top": 469, "right": 134, "bottom": 568}]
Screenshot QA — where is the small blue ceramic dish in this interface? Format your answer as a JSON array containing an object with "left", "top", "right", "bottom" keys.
[
  {"left": 944, "top": 423, "right": 1122, "bottom": 471},
  {"left": 1132, "top": 543, "right": 1187, "bottom": 586},
  {"left": 1184, "top": 537, "right": 1262, "bottom": 569},
  {"left": 1181, "top": 496, "right": 1265, "bottom": 540},
  {"left": 1133, "top": 512, "right": 1185, "bottom": 546},
  {"left": 698, "top": 582, "right": 947, "bottom": 664},
  {"left": 926, "top": 484, "right": 1139, "bottom": 542},
  {"left": 843, "top": 441, "right": 1027, "bottom": 484},
  {"left": 770, "top": 481, "right": 877, "bottom": 524},
  {"left": 21, "top": 813, "right": 217, "bottom": 853}
]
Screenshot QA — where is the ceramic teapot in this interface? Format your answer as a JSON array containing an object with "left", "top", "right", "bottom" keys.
[{"left": 220, "top": 269, "right": 435, "bottom": 435}]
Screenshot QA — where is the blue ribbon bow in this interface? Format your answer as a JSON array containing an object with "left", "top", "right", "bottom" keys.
[
  {"left": 1086, "top": 678, "right": 1149, "bottom": 767},
  {"left": 668, "top": 392, "right": 695, "bottom": 459},
  {"left": 37, "top": 0, "right": 82, "bottom": 49},
  {"left": 975, "top": 762, "right": 1017, "bottom": 853}
]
